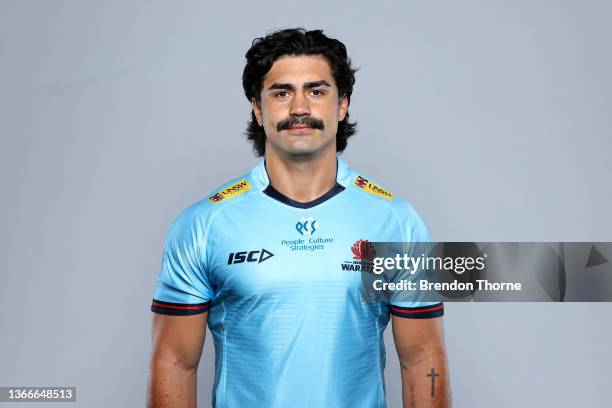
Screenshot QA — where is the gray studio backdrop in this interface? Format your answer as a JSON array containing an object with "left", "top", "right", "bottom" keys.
[{"left": 1, "top": 1, "right": 611, "bottom": 407}]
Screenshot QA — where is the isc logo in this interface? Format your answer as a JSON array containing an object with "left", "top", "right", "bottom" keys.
[{"left": 227, "top": 249, "right": 274, "bottom": 265}]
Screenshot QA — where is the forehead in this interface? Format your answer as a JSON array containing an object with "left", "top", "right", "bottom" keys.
[{"left": 263, "top": 55, "right": 336, "bottom": 86}]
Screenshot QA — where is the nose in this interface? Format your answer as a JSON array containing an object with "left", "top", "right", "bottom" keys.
[{"left": 289, "top": 92, "right": 310, "bottom": 117}]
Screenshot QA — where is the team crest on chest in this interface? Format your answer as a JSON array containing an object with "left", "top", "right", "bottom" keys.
[{"left": 341, "top": 239, "right": 376, "bottom": 272}]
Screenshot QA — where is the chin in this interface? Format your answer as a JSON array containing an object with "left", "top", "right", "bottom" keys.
[
  {"left": 268, "top": 135, "right": 335, "bottom": 158},
  {"left": 284, "top": 146, "right": 320, "bottom": 158}
]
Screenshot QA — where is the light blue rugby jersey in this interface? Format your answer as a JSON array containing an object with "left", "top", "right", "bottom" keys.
[{"left": 151, "top": 157, "right": 444, "bottom": 408}]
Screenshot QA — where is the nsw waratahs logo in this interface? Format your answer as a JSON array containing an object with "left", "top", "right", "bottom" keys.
[
  {"left": 352, "top": 239, "right": 376, "bottom": 261},
  {"left": 341, "top": 239, "right": 376, "bottom": 272}
]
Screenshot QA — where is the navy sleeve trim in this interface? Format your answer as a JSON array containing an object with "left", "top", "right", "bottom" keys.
[
  {"left": 151, "top": 299, "right": 211, "bottom": 316},
  {"left": 390, "top": 302, "right": 444, "bottom": 319}
]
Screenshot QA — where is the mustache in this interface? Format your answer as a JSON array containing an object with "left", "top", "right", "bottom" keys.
[{"left": 276, "top": 116, "right": 325, "bottom": 132}]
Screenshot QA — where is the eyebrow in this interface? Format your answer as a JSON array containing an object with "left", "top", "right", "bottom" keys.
[{"left": 267, "top": 80, "right": 332, "bottom": 91}]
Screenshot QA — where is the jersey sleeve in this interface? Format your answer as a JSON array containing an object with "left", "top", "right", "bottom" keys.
[
  {"left": 150, "top": 205, "right": 214, "bottom": 316},
  {"left": 389, "top": 200, "right": 444, "bottom": 319}
]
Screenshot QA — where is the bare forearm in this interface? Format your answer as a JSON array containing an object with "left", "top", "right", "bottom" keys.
[
  {"left": 400, "top": 349, "right": 450, "bottom": 408},
  {"left": 147, "top": 359, "right": 197, "bottom": 408}
]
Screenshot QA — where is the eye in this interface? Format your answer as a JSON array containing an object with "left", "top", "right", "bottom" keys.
[
  {"left": 274, "top": 91, "right": 289, "bottom": 99},
  {"left": 310, "top": 89, "right": 326, "bottom": 96}
]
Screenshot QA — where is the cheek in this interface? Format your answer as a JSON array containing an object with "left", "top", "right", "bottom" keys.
[
  {"left": 326, "top": 120, "right": 339, "bottom": 136},
  {"left": 262, "top": 104, "right": 285, "bottom": 126},
  {"left": 262, "top": 111, "right": 283, "bottom": 135},
  {"left": 321, "top": 102, "right": 340, "bottom": 123}
]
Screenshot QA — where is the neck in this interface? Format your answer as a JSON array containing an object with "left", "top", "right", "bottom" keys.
[{"left": 264, "top": 148, "right": 338, "bottom": 203}]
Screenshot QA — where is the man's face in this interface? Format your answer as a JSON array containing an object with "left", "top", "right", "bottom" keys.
[{"left": 252, "top": 55, "right": 349, "bottom": 158}]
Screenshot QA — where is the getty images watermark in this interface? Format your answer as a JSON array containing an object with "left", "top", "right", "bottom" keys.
[
  {"left": 370, "top": 250, "right": 522, "bottom": 292},
  {"left": 358, "top": 242, "right": 612, "bottom": 302}
]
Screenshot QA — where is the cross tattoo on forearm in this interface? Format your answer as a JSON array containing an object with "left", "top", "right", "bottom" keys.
[{"left": 427, "top": 368, "right": 439, "bottom": 397}]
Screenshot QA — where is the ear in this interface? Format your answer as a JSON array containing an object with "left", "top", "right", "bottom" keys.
[
  {"left": 251, "top": 97, "right": 263, "bottom": 126},
  {"left": 338, "top": 95, "right": 349, "bottom": 122}
]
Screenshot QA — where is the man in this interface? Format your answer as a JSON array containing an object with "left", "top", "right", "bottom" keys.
[{"left": 147, "top": 28, "right": 450, "bottom": 408}]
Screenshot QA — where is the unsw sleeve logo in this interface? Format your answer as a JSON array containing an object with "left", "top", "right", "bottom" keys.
[
  {"left": 208, "top": 179, "right": 253, "bottom": 203},
  {"left": 353, "top": 176, "right": 395, "bottom": 200}
]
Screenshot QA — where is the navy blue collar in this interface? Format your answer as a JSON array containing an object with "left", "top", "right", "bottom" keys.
[
  {"left": 261, "top": 159, "right": 346, "bottom": 209},
  {"left": 263, "top": 182, "right": 345, "bottom": 209}
]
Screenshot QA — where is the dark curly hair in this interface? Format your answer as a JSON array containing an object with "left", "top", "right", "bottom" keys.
[{"left": 242, "top": 28, "right": 357, "bottom": 157}]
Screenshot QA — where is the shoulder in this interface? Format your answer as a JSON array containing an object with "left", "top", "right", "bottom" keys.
[
  {"left": 167, "top": 172, "right": 257, "bottom": 239},
  {"left": 344, "top": 163, "right": 431, "bottom": 241}
]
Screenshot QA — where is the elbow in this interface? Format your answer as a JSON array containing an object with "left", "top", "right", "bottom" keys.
[
  {"left": 398, "top": 344, "right": 447, "bottom": 371},
  {"left": 150, "top": 349, "right": 199, "bottom": 374}
]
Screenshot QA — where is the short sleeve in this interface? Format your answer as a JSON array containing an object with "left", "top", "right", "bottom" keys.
[
  {"left": 389, "top": 200, "right": 444, "bottom": 319},
  {"left": 150, "top": 206, "right": 214, "bottom": 315}
]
